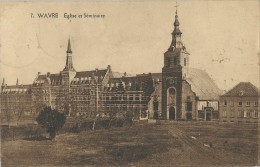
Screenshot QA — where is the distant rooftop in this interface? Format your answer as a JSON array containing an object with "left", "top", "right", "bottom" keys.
[{"left": 221, "top": 82, "right": 259, "bottom": 97}]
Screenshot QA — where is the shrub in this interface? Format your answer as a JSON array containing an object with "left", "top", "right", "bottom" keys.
[{"left": 36, "top": 106, "right": 66, "bottom": 140}]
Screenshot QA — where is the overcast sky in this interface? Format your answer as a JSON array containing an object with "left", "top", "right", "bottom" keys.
[{"left": 0, "top": 0, "right": 259, "bottom": 91}]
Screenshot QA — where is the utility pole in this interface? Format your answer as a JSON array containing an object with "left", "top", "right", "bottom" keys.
[{"left": 92, "top": 76, "right": 99, "bottom": 131}]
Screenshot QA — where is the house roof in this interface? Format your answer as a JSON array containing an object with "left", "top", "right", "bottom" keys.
[
  {"left": 186, "top": 68, "right": 223, "bottom": 100},
  {"left": 221, "top": 82, "right": 259, "bottom": 97}
]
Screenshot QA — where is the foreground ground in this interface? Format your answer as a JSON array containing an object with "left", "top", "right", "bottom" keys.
[{"left": 1, "top": 121, "right": 259, "bottom": 166}]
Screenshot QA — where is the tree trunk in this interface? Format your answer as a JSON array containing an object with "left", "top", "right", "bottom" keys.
[
  {"left": 92, "top": 121, "right": 96, "bottom": 131},
  {"left": 108, "top": 118, "right": 113, "bottom": 129},
  {"left": 49, "top": 129, "right": 56, "bottom": 140}
]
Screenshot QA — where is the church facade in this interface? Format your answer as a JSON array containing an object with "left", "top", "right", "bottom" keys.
[
  {"left": 0, "top": 9, "right": 223, "bottom": 121},
  {"left": 149, "top": 10, "right": 222, "bottom": 120}
]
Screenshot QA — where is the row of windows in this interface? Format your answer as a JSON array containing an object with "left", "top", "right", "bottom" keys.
[
  {"left": 223, "top": 100, "right": 258, "bottom": 107},
  {"left": 103, "top": 94, "right": 147, "bottom": 100},
  {"left": 1, "top": 98, "right": 32, "bottom": 102},
  {"left": 222, "top": 110, "right": 258, "bottom": 118},
  {"left": 1, "top": 91, "right": 30, "bottom": 95},
  {"left": 33, "top": 89, "right": 70, "bottom": 94},
  {"left": 72, "top": 104, "right": 147, "bottom": 108}
]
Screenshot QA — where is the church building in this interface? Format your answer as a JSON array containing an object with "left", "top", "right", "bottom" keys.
[
  {"left": 1, "top": 7, "right": 223, "bottom": 122},
  {"left": 148, "top": 9, "right": 223, "bottom": 120}
]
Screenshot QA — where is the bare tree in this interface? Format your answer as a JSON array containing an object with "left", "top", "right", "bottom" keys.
[{"left": 3, "top": 108, "right": 13, "bottom": 127}]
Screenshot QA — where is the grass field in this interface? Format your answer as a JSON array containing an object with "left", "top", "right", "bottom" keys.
[{"left": 1, "top": 121, "right": 259, "bottom": 167}]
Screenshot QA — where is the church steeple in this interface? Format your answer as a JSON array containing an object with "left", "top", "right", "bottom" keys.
[
  {"left": 63, "top": 38, "right": 76, "bottom": 71},
  {"left": 169, "top": 1, "right": 183, "bottom": 50},
  {"left": 67, "top": 38, "right": 72, "bottom": 54},
  {"left": 172, "top": 10, "right": 182, "bottom": 36},
  {"left": 16, "top": 78, "right": 19, "bottom": 85}
]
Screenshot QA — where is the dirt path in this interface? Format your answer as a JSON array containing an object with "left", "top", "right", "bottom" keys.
[{"left": 169, "top": 124, "right": 224, "bottom": 166}]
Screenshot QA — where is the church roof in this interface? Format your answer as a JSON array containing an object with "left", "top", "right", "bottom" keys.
[
  {"left": 186, "top": 68, "right": 223, "bottom": 100},
  {"left": 147, "top": 68, "right": 222, "bottom": 100},
  {"left": 221, "top": 82, "right": 259, "bottom": 97}
]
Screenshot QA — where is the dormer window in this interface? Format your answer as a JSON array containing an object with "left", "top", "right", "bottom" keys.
[{"left": 238, "top": 91, "right": 244, "bottom": 96}]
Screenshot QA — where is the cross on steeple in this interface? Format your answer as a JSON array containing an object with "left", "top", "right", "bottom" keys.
[{"left": 174, "top": 0, "right": 179, "bottom": 15}]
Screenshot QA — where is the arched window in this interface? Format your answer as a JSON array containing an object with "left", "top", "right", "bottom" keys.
[{"left": 169, "top": 87, "right": 175, "bottom": 95}]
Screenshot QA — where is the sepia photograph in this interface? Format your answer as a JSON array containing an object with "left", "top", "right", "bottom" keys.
[{"left": 0, "top": 0, "right": 259, "bottom": 166}]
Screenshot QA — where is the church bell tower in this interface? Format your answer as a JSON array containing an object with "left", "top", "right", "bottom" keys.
[{"left": 161, "top": 3, "right": 190, "bottom": 120}]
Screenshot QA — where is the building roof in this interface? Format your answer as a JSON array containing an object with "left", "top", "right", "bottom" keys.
[
  {"left": 221, "top": 82, "right": 259, "bottom": 97},
  {"left": 33, "top": 69, "right": 109, "bottom": 86},
  {"left": 33, "top": 73, "right": 62, "bottom": 86},
  {"left": 151, "top": 73, "right": 162, "bottom": 82},
  {"left": 71, "top": 69, "right": 108, "bottom": 84},
  {"left": 112, "top": 72, "right": 134, "bottom": 78},
  {"left": 75, "top": 69, "right": 107, "bottom": 78},
  {"left": 104, "top": 74, "right": 154, "bottom": 95},
  {"left": 186, "top": 68, "right": 223, "bottom": 100},
  {"left": 1, "top": 84, "right": 31, "bottom": 94}
]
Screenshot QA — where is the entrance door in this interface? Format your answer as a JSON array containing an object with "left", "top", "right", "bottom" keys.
[
  {"left": 205, "top": 107, "right": 213, "bottom": 121},
  {"left": 206, "top": 112, "right": 211, "bottom": 121},
  {"left": 169, "top": 107, "right": 175, "bottom": 120},
  {"left": 153, "top": 101, "right": 159, "bottom": 119}
]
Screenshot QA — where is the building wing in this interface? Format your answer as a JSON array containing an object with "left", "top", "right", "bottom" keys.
[{"left": 104, "top": 74, "right": 154, "bottom": 95}]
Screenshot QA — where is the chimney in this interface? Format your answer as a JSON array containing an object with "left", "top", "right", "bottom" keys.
[
  {"left": 124, "top": 72, "right": 127, "bottom": 77},
  {"left": 107, "top": 65, "right": 111, "bottom": 70},
  {"left": 47, "top": 72, "right": 50, "bottom": 77},
  {"left": 38, "top": 72, "right": 41, "bottom": 75}
]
